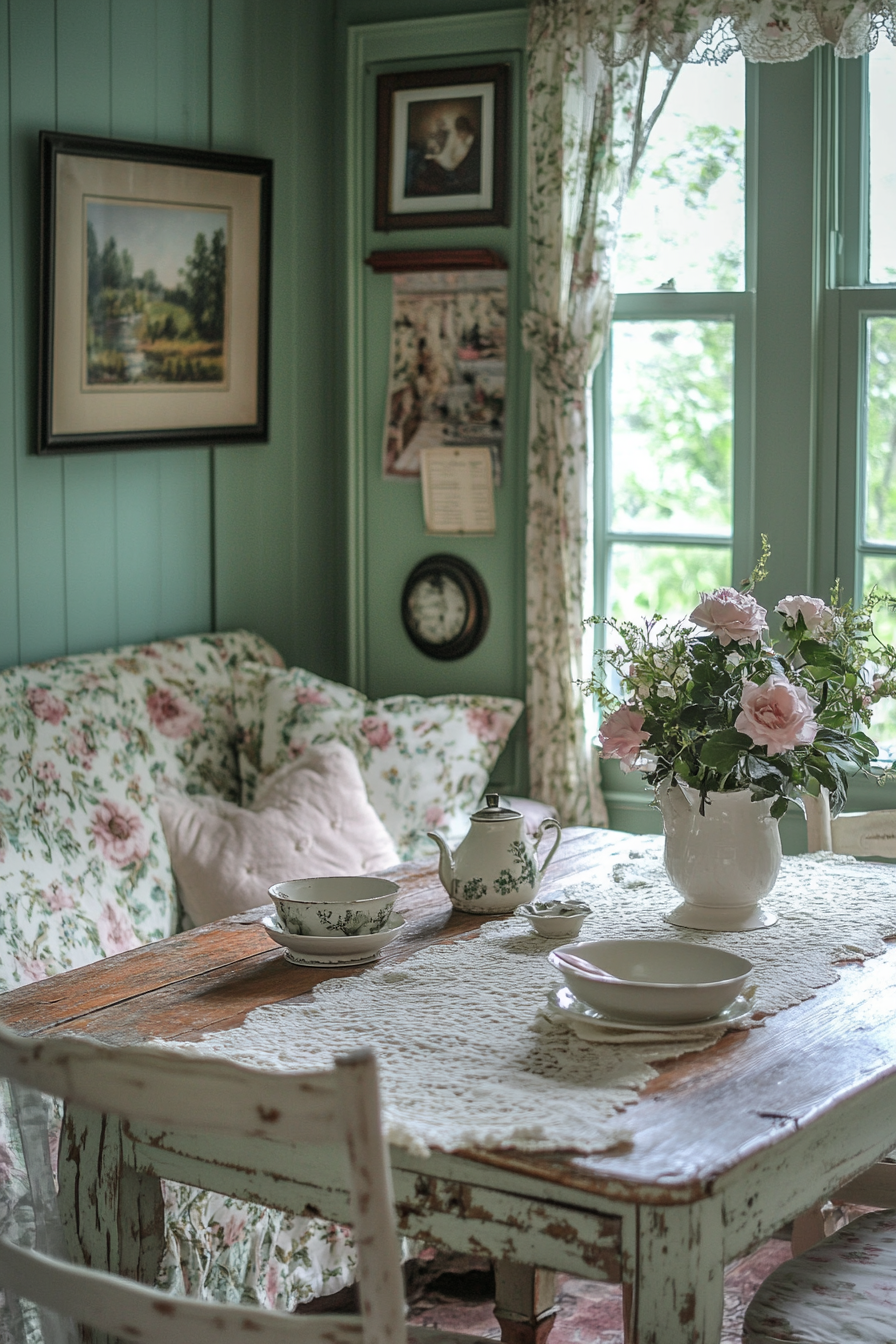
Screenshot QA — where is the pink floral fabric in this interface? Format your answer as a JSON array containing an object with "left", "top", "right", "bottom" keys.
[
  {"left": 0, "top": 631, "right": 359, "bottom": 1315},
  {"left": 234, "top": 662, "right": 523, "bottom": 860},
  {"left": 744, "top": 1208, "right": 896, "bottom": 1342}
]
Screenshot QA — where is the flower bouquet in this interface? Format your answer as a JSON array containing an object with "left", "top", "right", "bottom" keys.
[
  {"left": 586, "top": 547, "right": 896, "bottom": 929},
  {"left": 588, "top": 549, "right": 896, "bottom": 820}
]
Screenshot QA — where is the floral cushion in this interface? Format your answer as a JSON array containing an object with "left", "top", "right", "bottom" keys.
[
  {"left": 233, "top": 661, "right": 524, "bottom": 861},
  {"left": 744, "top": 1208, "right": 896, "bottom": 1342}
]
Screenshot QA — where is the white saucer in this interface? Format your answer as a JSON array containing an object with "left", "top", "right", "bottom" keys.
[
  {"left": 664, "top": 900, "right": 778, "bottom": 931},
  {"left": 547, "top": 986, "right": 753, "bottom": 1035},
  {"left": 261, "top": 912, "right": 405, "bottom": 967}
]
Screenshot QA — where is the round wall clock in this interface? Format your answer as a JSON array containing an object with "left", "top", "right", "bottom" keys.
[{"left": 401, "top": 555, "right": 490, "bottom": 661}]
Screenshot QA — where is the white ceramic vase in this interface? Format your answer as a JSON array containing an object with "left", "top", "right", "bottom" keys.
[{"left": 658, "top": 779, "right": 781, "bottom": 931}]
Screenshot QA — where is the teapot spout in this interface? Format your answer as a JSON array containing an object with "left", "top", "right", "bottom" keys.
[{"left": 427, "top": 830, "right": 455, "bottom": 894}]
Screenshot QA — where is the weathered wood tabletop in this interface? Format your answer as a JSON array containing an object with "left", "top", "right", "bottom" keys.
[{"left": 3, "top": 827, "right": 896, "bottom": 1344}]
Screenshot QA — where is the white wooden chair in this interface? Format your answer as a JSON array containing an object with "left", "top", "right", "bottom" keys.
[
  {"left": 0, "top": 1026, "right": 486, "bottom": 1344},
  {"left": 741, "top": 791, "right": 896, "bottom": 1340},
  {"left": 802, "top": 787, "right": 896, "bottom": 859}
]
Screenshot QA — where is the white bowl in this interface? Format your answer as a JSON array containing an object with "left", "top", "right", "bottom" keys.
[
  {"left": 517, "top": 901, "right": 591, "bottom": 937},
  {"left": 548, "top": 938, "right": 752, "bottom": 1025},
  {"left": 269, "top": 877, "right": 399, "bottom": 938}
]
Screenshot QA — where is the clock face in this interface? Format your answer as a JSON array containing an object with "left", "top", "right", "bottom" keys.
[
  {"left": 407, "top": 574, "right": 469, "bottom": 646},
  {"left": 401, "top": 555, "right": 489, "bottom": 660}
]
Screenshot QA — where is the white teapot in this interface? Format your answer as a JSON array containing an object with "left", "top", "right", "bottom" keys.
[{"left": 428, "top": 794, "right": 563, "bottom": 914}]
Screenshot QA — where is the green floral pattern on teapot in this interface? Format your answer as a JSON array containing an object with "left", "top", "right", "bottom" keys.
[{"left": 431, "top": 795, "right": 562, "bottom": 914}]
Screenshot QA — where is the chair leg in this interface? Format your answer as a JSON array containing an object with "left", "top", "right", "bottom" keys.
[{"left": 493, "top": 1262, "right": 557, "bottom": 1344}]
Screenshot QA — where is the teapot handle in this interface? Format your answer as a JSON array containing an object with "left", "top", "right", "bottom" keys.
[{"left": 533, "top": 817, "right": 562, "bottom": 877}]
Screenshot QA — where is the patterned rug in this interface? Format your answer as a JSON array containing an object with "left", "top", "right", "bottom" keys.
[{"left": 406, "top": 1238, "right": 794, "bottom": 1344}]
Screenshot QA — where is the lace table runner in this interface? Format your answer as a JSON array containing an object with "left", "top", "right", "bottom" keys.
[{"left": 162, "top": 841, "right": 896, "bottom": 1156}]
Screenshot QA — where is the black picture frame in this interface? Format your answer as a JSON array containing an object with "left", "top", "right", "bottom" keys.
[
  {"left": 37, "top": 130, "right": 272, "bottom": 455},
  {"left": 375, "top": 65, "right": 509, "bottom": 232}
]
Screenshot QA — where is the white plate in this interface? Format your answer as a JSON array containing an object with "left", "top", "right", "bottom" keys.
[
  {"left": 547, "top": 986, "right": 753, "bottom": 1035},
  {"left": 261, "top": 912, "right": 405, "bottom": 966}
]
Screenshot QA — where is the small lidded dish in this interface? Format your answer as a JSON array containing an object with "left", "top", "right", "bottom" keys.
[
  {"left": 517, "top": 898, "right": 591, "bottom": 938},
  {"left": 269, "top": 876, "right": 399, "bottom": 938}
]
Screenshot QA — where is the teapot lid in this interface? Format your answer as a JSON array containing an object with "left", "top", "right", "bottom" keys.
[{"left": 471, "top": 793, "right": 522, "bottom": 822}]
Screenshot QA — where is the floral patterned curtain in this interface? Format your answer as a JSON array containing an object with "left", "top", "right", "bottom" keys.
[{"left": 523, "top": 0, "right": 896, "bottom": 827}]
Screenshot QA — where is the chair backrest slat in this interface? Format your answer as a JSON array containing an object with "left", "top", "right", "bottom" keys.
[
  {"left": 0, "top": 1025, "right": 408, "bottom": 1344},
  {"left": 0, "top": 1023, "right": 339, "bottom": 1144},
  {"left": 804, "top": 789, "right": 896, "bottom": 859},
  {"left": 0, "top": 1239, "right": 362, "bottom": 1344}
]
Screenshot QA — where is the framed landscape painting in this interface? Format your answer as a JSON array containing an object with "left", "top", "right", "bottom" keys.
[
  {"left": 37, "top": 131, "right": 272, "bottom": 454},
  {"left": 375, "top": 65, "right": 509, "bottom": 231}
]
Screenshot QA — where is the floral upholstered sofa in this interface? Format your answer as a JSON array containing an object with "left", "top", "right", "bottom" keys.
[
  {"left": 0, "top": 630, "right": 362, "bottom": 1311},
  {"left": 0, "top": 629, "right": 524, "bottom": 1315}
]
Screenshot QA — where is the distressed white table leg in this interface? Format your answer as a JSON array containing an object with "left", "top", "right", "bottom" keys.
[
  {"left": 626, "top": 1200, "right": 724, "bottom": 1344},
  {"left": 493, "top": 1261, "right": 557, "bottom": 1344},
  {"left": 58, "top": 1105, "right": 164, "bottom": 1343}
]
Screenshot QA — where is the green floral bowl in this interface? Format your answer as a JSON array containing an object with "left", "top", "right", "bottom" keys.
[{"left": 269, "top": 877, "right": 399, "bottom": 938}]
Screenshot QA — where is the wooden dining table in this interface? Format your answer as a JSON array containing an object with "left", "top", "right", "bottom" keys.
[{"left": 3, "top": 826, "right": 896, "bottom": 1344}]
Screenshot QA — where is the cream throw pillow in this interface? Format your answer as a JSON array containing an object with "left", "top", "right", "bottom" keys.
[{"left": 159, "top": 743, "right": 400, "bottom": 927}]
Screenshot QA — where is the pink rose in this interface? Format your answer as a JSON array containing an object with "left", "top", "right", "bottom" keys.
[
  {"left": 465, "top": 707, "right": 516, "bottom": 744},
  {"left": 97, "top": 901, "right": 140, "bottom": 956},
  {"left": 598, "top": 705, "right": 650, "bottom": 769},
  {"left": 35, "top": 761, "right": 58, "bottom": 783},
  {"left": 734, "top": 676, "right": 818, "bottom": 753},
  {"left": 91, "top": 800, "right": 149, "bottom": 868},
  {"left": 776, "top": 595, "right": 834, "bottom": 637},
  {"left": 0, "top": 1141, "right": 18, "bottom": 1182},
  {"left": 42, "top": 882, "right": 74, "bottom": 912},
  {"left": 425, "top": 805, "right": 446, "bottom": 828},
  {"left": 146, "top": 688, "right": 202, "bottom": 740},
  {"left": 26, "top": 687, "right": 68, "bottom": 724},
  {"left": 295, "top": 686, "right": 330, "bottom": 707},
  {"left": 690, "top": 587, "right": 767, "bottom": 647},
  {"left": 222, "top": 1212, "right": 248, "bottom": 1247},
  {"left": 360, "top": 716, "right": 393, "bottom": 750},
  {"left": 265, "top": 1259, "right": 282, "bottom": 1309},
  {"left": 16, "top": 955, "right": 45, "bottom": 984},
  {"left": 68, "top": 729, "right": 95, "bottom": 768}
]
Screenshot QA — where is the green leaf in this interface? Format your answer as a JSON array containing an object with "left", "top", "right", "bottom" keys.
[
  {"left": 802, "top": 775, "right": 821, "bottom": 797},
  {"left": 699, "top": 728, "right": 753, "bottom": 774},
  {"left": 770, "top": 796, "right": 789, "bottom": 819}
]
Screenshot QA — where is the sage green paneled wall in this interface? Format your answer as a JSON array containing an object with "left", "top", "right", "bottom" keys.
[
  {"left": 337, "top": 0, "right": 530, "bottom": 790},
  {"left": 0, "top": 0, "right": 338, "bottom": 676}
]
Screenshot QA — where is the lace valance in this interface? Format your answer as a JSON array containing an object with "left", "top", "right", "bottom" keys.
[{"left": 529, "top": 1, "right": 896, "bottom": 66}]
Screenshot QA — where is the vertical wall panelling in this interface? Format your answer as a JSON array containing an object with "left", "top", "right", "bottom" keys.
[
  {"left": 343, "top": 8, "right": 529, "bottom": 789},
  {"left": 56, "top": 0, "right": 118, "bottom": 656},
  {"left": 9, "top": 0, "right": 67, "bottom": 663},
  {"left": 212, "top": 0, "right": 337, "bottom": 673},
  {"left": 0, "top": 0, "right": 338, "bottom": 675},
  {"left": 0, "top": 0, "right": 19, "bottom": 667},
  {"left": 155, "top": 0, "right": 212, "bottom": 639}
]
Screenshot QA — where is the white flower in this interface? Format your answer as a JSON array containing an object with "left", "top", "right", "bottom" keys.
[
  {"left": 656, "top": 681, "right": 676, "bottom": 699},
  {"left": 653, "top": 653, "right": 665, "bottom": 668},
  {"left": 726, "top": 652, "right": 743, "bottom": 668},
  {"left": 776, "top": 595, "right": 834, "bottom": 638},
  {"left": 638, "top": 684, "right": 650, "bottom": 699},
  {"left": 672, "top": 666, "right": 688, "bottom": 684}
]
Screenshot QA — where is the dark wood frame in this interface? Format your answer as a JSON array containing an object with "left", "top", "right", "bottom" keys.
[
  {"left": 401, "top": 553, "right": 490, "bottom": 661},
  {"left": 365, "top": 248, "right": 508, "bottom": 273},
  {"left": 375, "top": 65, "right": 509, "bottom": 232},
  {"left": 37, "top": 130, "right": 273, "bottom": 455}
]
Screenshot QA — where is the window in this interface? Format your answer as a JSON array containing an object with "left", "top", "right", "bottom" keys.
[
  {"left": 594, "top": 46, "right": 896, "bottom": 827},
  {"left": 595, "top": 54, "right": 748, "bottom": 629}
]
